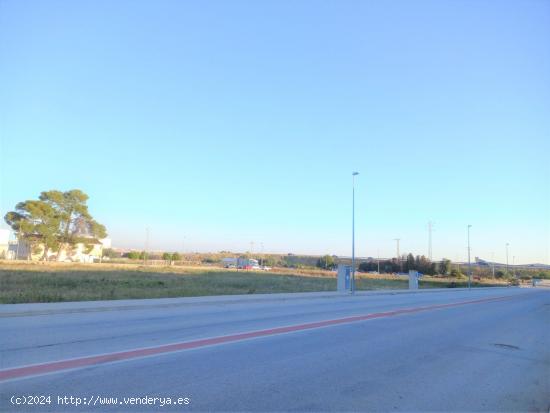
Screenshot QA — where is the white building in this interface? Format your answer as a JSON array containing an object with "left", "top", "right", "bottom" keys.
[
  {"left": 6, "top": 235, "right": 113, "bottom": 262},
  {"left": 0, "top": 229, "right": 10, "bottom": 259}
]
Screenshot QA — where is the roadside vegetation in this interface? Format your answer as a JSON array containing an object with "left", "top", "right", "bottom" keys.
[
  {"left": 0, "top": 262, "right": 508, "bottom": 304},
  {"left": 2, "top": 189, "right": 545, "bottom": 304},
  {"left": 107, "top": 250, "right": 549, "bottom": 283}
]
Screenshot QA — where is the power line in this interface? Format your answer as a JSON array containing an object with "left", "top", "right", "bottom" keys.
[
  {"left": 394, "top": 238, "right": 401, "bottom": 272},
  {"left": 427, "top": 220, "right": 434, "bottom": 261}
]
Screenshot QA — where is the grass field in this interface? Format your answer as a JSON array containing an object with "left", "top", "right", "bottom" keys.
[{"left": 0, "top": 262, "right": 507, "bottom": 304}]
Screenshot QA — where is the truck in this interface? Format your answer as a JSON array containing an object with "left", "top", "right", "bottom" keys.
[{"left": 222, "top": 257, "right": 260, "bottom": 270}]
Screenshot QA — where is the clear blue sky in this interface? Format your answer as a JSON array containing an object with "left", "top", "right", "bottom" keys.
[{"left": 1, "top": 0, "right": 549, "bottom": 264}]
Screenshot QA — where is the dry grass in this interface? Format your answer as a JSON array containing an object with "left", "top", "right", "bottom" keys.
[{"left": 0, "top": 261, "right": 506, "bottom": 304}]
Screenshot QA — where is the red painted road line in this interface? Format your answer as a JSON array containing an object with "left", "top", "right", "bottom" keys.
[{"left": 0, "top": 294, "right": 513, "bottom": 382}]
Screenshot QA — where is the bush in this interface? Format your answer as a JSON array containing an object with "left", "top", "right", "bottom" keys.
[
  {"left": 439, "top": 259, "right": 451, "bottom": 276},
  {"left": 262, "top": 257, "right": 276, "bottom": 267},
  {"left": 127, "top": 251, "right": 140, "bottom": 260},
  {"left": 317, "top": 255, "right": 335, "bottom": 270},
  {"left": 139, "top": 251, "right": 148, "bottom": 260},
  {"left": 102, "top": 248, "right": 119, "bottom": 259}
]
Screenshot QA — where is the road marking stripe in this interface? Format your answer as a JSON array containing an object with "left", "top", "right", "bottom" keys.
[{"left": 0, "top": 294, "right": 514, "bottom": 382}]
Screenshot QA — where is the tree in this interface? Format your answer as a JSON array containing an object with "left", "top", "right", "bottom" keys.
[
  {"left": 439, "top": 259, "right": 451, "bottom": 276},
  {"left": 262, "top": 256, "right": 276, "bottom": 267},
  {"left": 495, "top": 270, "right": 506, "bottom": 279},
  {"left": 404, "top": 253, "right": 416, "bottom": 272},
  {"left": 358, "top": 261, "right": 377, "bottom": 272},
  {"left": 162, "top": 252, "right": 172, "bottom": 261},
  {"left": 171, "top": 252, "right": 182, "bottom": 261},
  {"left": 5, "top": 200, "right": 60, "bottom": 260},
  {"left": 39, "top": 190, "right": 106, "bottom": 260},
  {"left": 316, "top": 255, "right": 335, "bottom": 270},
  {"left": 415, "top": 255, "right": 435, "bottom": 275},
  {"left": 127, "top": 251, "right": 140, "bottom": 260},
  {"left": 5, "top": 190, "right": 107, "bottom": 261},
  {"left": 369, "top": 258, "right": 400, "bottom": 274}
]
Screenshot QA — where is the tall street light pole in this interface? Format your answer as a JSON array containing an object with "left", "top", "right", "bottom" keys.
[
  {"left": 352, "top": 172, "right": 359, "bottom": 294},
  {"left": 427, "top": 220, "right": 434, "bottom": 261},
  {"left": 506, "top": 243, "right": 510, "bottom": 275},
  {"left": 467, "top": 225, "right": 472, "bottom": 290}
]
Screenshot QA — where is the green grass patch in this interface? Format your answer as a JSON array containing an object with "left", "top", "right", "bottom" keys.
[
  {"left": 0, "top": 263, "right": 506, "bottom": 304},
  {"left": 0, "top": 267, "right": 336, "bottom": 303}
]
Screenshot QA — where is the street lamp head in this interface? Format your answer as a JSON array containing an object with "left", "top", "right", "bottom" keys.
[
  {"left": 352, "top": 172, "right": 359, "bottom": 176},
  {"left": 468, "top": 224, "right": 472, "bottom": 228}
]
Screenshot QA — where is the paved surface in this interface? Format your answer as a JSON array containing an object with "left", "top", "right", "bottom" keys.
[{"left": 1, "top": 287, "right": 548, "bottom": 412}]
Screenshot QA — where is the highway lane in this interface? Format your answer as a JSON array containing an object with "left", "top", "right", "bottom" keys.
[
  {"left": 0, "top": 288, "right": 525, "bottom": 369},
  {"left": 1, "top": 288, "right": 548, "bottom": 412}
]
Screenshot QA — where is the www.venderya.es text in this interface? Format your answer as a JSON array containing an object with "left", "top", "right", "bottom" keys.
[{"left": 10, "top": 395, "right": 191, "bottom": 407}]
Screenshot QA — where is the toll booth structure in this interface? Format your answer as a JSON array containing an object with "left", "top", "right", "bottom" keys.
[
  {"left": 409, "top": 270, "right": 419, "bottom": 290},
  {"left": 337, "top": 264, "right": 352, "bottom": 292}
]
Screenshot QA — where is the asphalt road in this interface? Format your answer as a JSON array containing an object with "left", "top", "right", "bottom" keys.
[{"left": 1, "top": 287, "right": 548, "bottom": 412}]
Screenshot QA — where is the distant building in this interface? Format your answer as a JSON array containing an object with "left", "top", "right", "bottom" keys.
[
  {"left": 6, "top": 233, "right": 112, "bottom": 262},
  {"left": 0, "top": 229, "right": 10, "bottom": 259}
]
